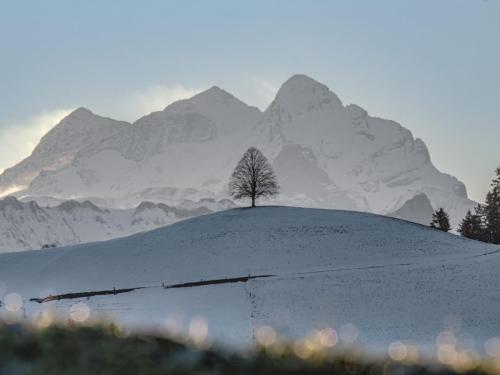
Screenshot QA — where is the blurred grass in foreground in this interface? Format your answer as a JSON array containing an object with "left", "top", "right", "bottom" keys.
[{"left": 0, "top": 322, "right": 495, "bottom": 375}]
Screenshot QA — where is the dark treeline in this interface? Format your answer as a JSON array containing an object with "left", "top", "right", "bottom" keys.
[
  {"left": 458, "top": 168, "right": 500, "bottom": 244},
  {"left": 430, "top": 208, "right": 451, "bottom": 232}
]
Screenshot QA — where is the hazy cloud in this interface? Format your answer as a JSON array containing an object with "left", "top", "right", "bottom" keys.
[
  {"left": 0, "top": 109, "right": 74, "bottom": 173},
  {"left": 255, "top": 79, "right": 279, "bottom": 105},
  {"left": 242, "top": 78, "right": 279, "bottom": 111}
]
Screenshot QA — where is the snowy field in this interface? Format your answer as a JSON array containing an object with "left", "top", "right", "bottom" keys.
[{"left": 0, "top": 207, "right": 498, "bottom": 353}]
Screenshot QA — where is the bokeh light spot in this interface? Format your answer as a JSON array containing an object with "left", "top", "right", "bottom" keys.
[
  {"left": 255, "top": 326, "right": 277, "bottom": 347},
  {"left": 388, "top": 341, "right": 407, "bottom": 361},
  {"left": 339, "top": 323, "right": 359, "bottom": 344},
  {"left": 486, "top": 337, "right": 500, "bottom": 358},
  {"left": 4, "top": 292, "right": 23, "bottom": 312},
  {"left": 188, "top": 316, "right": 208, "bottom": 345},
  {"left": 70, "top": 302, "right": 90, "bottom": 323}
]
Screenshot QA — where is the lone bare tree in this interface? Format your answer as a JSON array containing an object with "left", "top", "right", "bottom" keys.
[{"left": 229, "top": 147, "right": 279, "bottom": 207}]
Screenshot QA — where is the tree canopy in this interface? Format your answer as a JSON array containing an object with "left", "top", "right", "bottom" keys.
[{"left": 229, "top": 147, "right": 279, "bottom": 207}]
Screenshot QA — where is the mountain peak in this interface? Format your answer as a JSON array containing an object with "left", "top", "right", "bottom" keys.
[
  {"left": 268, "top": 74, "right": 343, "bottom": 114},
  {"left": 193, "top": 85, "right": 241, "bottom": 103},
  {"left": 54, "top": 107, "right": 101, "bottom": 127},
  {"left": 163, "top": 84, "right": 261, "bottom": 117},
  {"left": 282, "top": 73, "right": 323, "bottom": 87},
  {"left": 65, "top": 107, "right": 96, "bottom": 119},
  {"left": 279, "top": 74, "right": 336, "bottom": 94},
  {"left": 58, "top": 107, "right": 130, "bottom": 129},
  {"left": 206, "top": 85, "right": 227, "bottom": 94},
  {"left": 73, "top": 106, "right": 93, "bottom": 114}
]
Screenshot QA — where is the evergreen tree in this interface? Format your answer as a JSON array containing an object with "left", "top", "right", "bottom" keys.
[
  {"left": 458, "top": 208, "right": 485, "bottom": 241},
  {"left": 430, "top": 208, "right": 451, "bottom": 232},
  {"left": 483, "top": 167, "right": 500, "bottom": 244}
]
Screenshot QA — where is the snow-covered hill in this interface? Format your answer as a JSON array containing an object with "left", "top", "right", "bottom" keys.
[
  {"left": 0, "top": 207, "right": 498, "bottom": 351},
  {"left": 0, "top": 196, "right": 234, "bottom": 252},
  {"left": 0, "top": 74, "right": 475, "bottom": 228}
]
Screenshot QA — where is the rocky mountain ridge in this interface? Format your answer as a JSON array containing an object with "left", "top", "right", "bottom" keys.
[{"left": 0, "top": 196, "right": 234, "bottom": 252}]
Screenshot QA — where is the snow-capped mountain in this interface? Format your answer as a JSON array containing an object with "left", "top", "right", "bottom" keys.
[
  {"left": 256, "top": 75, "right": 473, "bottom": 221},
  {"left": 0, "top": 74, "right": 475, "bottom": 228},
  {"left": 0, "top": 196, "right": 234, "bottom": 252}
]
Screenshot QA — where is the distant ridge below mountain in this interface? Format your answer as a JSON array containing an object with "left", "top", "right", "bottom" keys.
[
  {"left": 0, "top": 196, "right": 235, "bottom": 252},
  {"left": 0, "top": 74, "right": 475, "bottom": 228},
  {"left": 388, "top": 193, "right": 435, "bottom": 226}
]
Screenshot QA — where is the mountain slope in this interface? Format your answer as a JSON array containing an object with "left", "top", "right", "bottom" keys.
[
  {"left": 0, "top": 108, "right": 129, "bottom": 196},
  {"left": 0, "top": 207, "right": 497, "bottom": 350}
]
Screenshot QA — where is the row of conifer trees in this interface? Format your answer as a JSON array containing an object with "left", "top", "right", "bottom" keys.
[
  {"left": 430, "top": 168, "right": 500, "bottom": 245},
  {"left": 458, "top": 167, "right": 500, "bottom": 244}
]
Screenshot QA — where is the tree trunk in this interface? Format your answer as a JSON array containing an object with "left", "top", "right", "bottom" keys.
[{"left": 251, "top": 196, "right": 255, "bottom": 208}]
